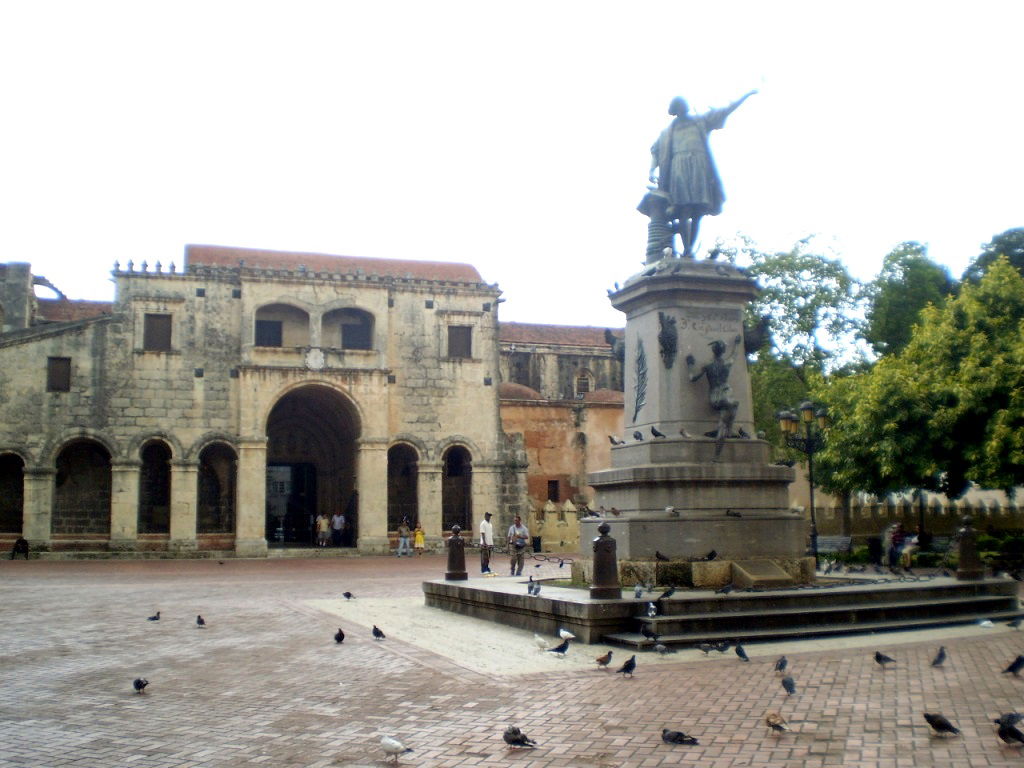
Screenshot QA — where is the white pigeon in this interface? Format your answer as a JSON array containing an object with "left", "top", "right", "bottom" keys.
[
  {"left": 533, "top": 633, "right": 549, "bottom": 651},
  {"left": 558, "top": 628, "right": 576, "bottom": 641},
  {"left": 381, "top": 735, "right": 413, "bottom": 763}
]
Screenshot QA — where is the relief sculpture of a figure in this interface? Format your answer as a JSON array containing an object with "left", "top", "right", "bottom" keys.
[{"left": 686, "top": 334, "right": 742, "bottom": 460}]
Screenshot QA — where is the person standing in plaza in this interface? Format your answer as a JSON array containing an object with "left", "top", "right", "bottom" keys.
[
  {"left": 315, "top": 512, "right": 330, "bottom": 547},
  {"left": 507, "top": 514, "right": 530, "bottom": 577},
  {"left": 396, "top": 518, "right": 412, "bottom": 556},
  {"left": 413, "top": 522, "right": 425, "bottom": 555},
  {"left": 479, "top": 511, "right": 495, "bottom": 573},
  {"left": 330, "top": 510, "right": 346, "bottom": 547}
]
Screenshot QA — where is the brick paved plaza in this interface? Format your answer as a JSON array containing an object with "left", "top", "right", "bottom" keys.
[{"left": 3, "top": 555, "right": 1024, "bottom": 767}]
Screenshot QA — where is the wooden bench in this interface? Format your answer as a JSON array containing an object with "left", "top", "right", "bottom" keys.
[{"left": 817, "top": 536, "right": 853, "bottom": 555}]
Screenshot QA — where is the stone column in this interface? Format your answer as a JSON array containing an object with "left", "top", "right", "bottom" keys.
[
  {"left": 21, "top": 467, "right": 54, "bottom": 549},
  {"left": 472, "top": 464, "right": 502, "bottom": 540},
  {"left": 235, "top": 438, "right": 268, "bottom": 557},
  {"left": 417, "top": 462, "right": 443, "bottom": 551},
  {"left": 109, "top": 461, "right": 140, "bottom": 551},
  {"left": 356, "top": 438, "right": 388, "bottom": 553},
  {"left": 169, "top": 460, "right": 199, "bottom": 553}
]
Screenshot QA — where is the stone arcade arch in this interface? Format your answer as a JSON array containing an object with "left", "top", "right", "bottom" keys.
[
  {"left": 53, "top": 440, "right": 111, "bottom": 537},
  {"left": 442, "top": 445, "right": 473, "bottom": 532},
  {"left": 0, "top": 453, "right": 25, "bottom": 533},
  {"left": 265, "top": 385, "right": 360, "bottom": 546},
  {"left": 138, "top": 441, "right": 172, "bottom": 535},
  {"left": 387, "top": 444, "right": 419, "bottom": 531},
  {"left": 197, "top": 443, "right": 237, "bottom": 536}
]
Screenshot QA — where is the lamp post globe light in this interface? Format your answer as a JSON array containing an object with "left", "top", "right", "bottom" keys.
[{"left": 778, "top": 401, "right": 829, "bottom": 568}]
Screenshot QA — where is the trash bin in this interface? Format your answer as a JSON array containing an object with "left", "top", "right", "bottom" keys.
[{"left": 867, "top": 536, "right": 882, "bottom": 565}]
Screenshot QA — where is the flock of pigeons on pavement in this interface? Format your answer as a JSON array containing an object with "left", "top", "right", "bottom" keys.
[{"left": 129, "top": 592, "right": 1024, "bottom": 763}]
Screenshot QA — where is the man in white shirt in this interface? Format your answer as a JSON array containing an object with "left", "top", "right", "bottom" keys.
[
  {"left": 479, "top": 511, "right": 494, "bottom": 573},
  {"left": 507, "top": 514, "right": 530, "bottom": 576}
]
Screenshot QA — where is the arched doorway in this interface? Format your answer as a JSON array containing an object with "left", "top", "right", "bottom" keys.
[
  {"left": 53, "top": 440, "right": 111, "bottom": 536},
  {"left": 197, "top": 443, "right": 237, "bottom": 534},
  {"left": 138, "top": 441, "right": 172, "bottom": 534},
  {"left": 387, "top": 444, "right": 419, "bottom": 531},
  {"left": 442, "top": 446, "right": 472, "bottom": 532},
  {"left": 265, "top": 385, "right": 360, "bottom": 546},
  {"left": 0, "top": 453, "right": 25, "bottom": 534}
]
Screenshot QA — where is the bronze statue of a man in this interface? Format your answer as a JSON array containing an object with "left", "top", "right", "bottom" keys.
[
  {"left": 686, "top": 335, "right": 742, "bottom": 459},
  {"left": 649, "top": 91, "right": 756, "bottom": 258}
]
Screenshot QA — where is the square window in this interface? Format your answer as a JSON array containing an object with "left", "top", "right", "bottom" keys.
[
  {"left": 47, "top": 357, "right": 71, "bottom": 392},
  {"left": 143, "top": 314, "right": 172, "bottom": 351},
  {"left": 448, "top": 326, "right": 472, "bottom": 359},
  {"left": 255, "top": 319, "right": 283, "bottom": 347},
  {"left": 547, "top": 480, "right": 560, "bottom": 502}
]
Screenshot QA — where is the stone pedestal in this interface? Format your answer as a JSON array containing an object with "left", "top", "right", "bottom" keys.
[
  {"left": 445, "top": 525, "right": 468, "bottom": 581},
  {"left": 588, "top": 257, "right": 805, "bottom": 567}
]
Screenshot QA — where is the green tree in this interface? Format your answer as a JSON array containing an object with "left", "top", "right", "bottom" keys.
[
  {"left": 861, "top": 242, "right": 956, "bottom": 356},
  {"left": 962, "top": 227, "right": 1024, "bottom": 283},
  {"left": 813, "top": 258, "right": 1024, "bottom": 498}
]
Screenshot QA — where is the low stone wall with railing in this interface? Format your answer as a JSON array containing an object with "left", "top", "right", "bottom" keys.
[{"left": 814, "top": 497, "right": 1024, "bottom": 543}]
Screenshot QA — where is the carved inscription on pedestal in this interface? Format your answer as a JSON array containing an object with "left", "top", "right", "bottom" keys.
[{"left": 678, "top": 306, "right": 743, "bottom": 338}]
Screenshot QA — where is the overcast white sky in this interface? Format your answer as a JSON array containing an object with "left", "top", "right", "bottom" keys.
[{"left": 2, "top": 2, "right": 1022, "bottom": 328}]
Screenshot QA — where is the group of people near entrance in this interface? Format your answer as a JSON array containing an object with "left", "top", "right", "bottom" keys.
[{"left": 478, "top": 511, "right": 531, "bottom": 576}]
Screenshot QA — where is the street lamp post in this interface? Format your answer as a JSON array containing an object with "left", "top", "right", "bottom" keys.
[{"left": 778, "top": 401, "right": 829, "bottom": 568}]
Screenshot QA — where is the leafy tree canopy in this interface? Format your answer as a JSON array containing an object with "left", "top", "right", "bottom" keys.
[
  {"left": 861, "top": 241, "right": 957, "bottom": 356},
  {"left": 962, "top": 227, "right": 1024, "bottom": 283},
  {"left": 813, "top": 257, "right": 1024, "bottom": 498}
]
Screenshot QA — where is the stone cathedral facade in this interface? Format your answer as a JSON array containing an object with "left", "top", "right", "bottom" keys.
[{"left": 0, "top": 245, "right": 524, "bottom": 556}]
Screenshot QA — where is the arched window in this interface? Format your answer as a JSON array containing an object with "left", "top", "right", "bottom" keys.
[
  {"left": 0, "top": 453, "right": 24, "bottom": 533},
  {"left": 574, "top": 369, "right": 594, "bottom": 398},
  {"left": 323, "top": 308, "right": 374, "bottom": 351},
  {"left": 53, "top": 441, "right": 111, "bottom": 535},
  {"left": 254, "top": 304, "right": 310, "bottom": 348},
  {"left": 197, "top": 443, "right": 236, "bottom": 534}
]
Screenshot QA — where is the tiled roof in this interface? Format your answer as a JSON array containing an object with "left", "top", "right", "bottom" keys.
[
  {"left": 583, "top": 388, "right": 624, "bottom": 404},
  {"left": 185, "top": 245, "right": 484, "bottom": 283},
  {"left": 36, "top": 299, "right": 112, "bottom": 323},
  {"left": 498, "top": 382, "right": 545, "bottom": 401},
  {"left": 498, "top": 322, "right": 622, "bottom": 347}
]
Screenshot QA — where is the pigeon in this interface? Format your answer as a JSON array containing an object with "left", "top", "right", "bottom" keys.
[
  {"left": 1009, "top": 617, "right": 1023, "bottom": 630},
  {"left": 372, "top": 625, "right": 386, "bottom": 641},
  {"left": 651, "top": 426, "right": 666, "bottom": 438},
  {"left": 533, "top": 633, "right": 550, "bottom": 651},
  {"left": 147, "top": 611, "right": 160, "bottom": 621},
  {"left": 766, "top": 711, "right": 790, "bottom": 734},
  {"left": 661, "top": 728, "right": 699, "bottom": 745},
  {"left": 726, "top": 509, "right": 742, "bottom": 518},
  {"left": 923, "top": 712, "right": 960, "bottom": 737},
  {"left": 380, "top": 735, "right": 413, "bottom": 762},
  {"left": 132, "top": 677, "right": 149, "bottom": 694},
  {"left": 647, "top": 602, "right": 658, "bottom": 617},
  {"left": 657, "top": 586, "right": 676, "bottom": 601},
  {"left": 999, "top": 721, "right": 1024, "bottom": 747},
  {"left": 608, "top": 435, "right": 624, "bottom": 446},
  {"left": 634, "top": 584, "right": 644, "bottom": 599},
  {"left": 342, "top": 592, "right": 354, "bottom": 600},
  {"left": 735, "top": 644, "right": 749, "bottom": 662},
  {"left": 640, "top": 625, "right": 659, "bottom": 643},
  {"left": 334, "top": 628, "right": 345, "bottom": 644},
  {"left": 931, "top": 646, "right": 946, "bottom": 667},
  {"left": 653, "top": 643, "right": 676, "bottom": 654},
  {"left": 655, "top": 550, "right": 670, "bottom": 562},
  {"left": 996, "top": 713, "right": 1024, "bottom": 727},
  {"left": 715, "top": 642, "right": 730, "bottom": 654},
  {"left": 698, "top": 643, "right": 714, "bottom": 655},
  {"left": 715, "top": 584, "right": 734, "bottom": 595},
  {"left": 1004, "top": 655, "right": 1024, "bottom": 676},
  {"left": 616, "top": 654, "right": 637, "bottom": 677},
  {"left": 503, "top": 726, "right": 537, "bottom": 749},
  {"left": 196, "top": 615, "right": 205, "bottom": 628},
  {"left": 874, "top": 651, "right": 896, "bottom": 669},
  {"left": 595, "top": 650, "right": 613, "bottom": 669},
  {"left": 546, "top": 639, "right": 570, "bottom": 655},
  {"left": 558, "top": 628, "right": 576, "bottom": 641},
  {"left": 775, "top": 656, "right": 788, "bottom": 674},
  {"left": 633, "top": 431, "right": 644, "bottom": 441},
  {"left": 781, "top": 676, "right": 796, "bottom": 695},
  {"left": 705, "top": 550, "right": 718, "bottom": 561},
  {"left": 532, "top": 583, "right": 542, "bottom": 596}
]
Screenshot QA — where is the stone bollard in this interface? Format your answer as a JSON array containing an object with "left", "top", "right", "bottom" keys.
[
  {"left": 590, "top": 521, "right": 621, "bottom": 599},
  {"left": 445, "top": 525, "right": 468, "bottom": 581},
  {"left": 956, "top": 516, "right": 985, "bottom": 580}
]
